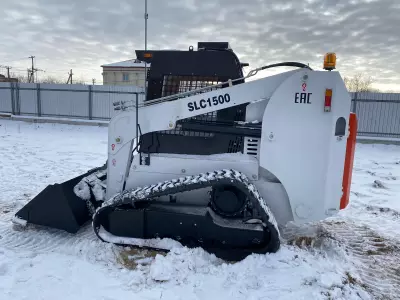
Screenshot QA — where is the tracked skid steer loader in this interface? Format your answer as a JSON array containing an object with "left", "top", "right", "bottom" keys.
[{"left": 13, "top": 42, "right": 357, "bottom": 261}]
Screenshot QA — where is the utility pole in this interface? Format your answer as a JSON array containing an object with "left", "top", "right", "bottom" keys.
[
  {"left": 145, "top": 0, "right": 148, "bottom": 52},
  {"left": 29, "top": 56, "right": 35, "bottom": 83},
  {"left": 66, "top": 69, "right": 73, "bottom": 84},
  {"left": 28, "top": 68, "right": 32, "bottom": 82},
  {"left": 26, "top": 56, "right": 44, "bottom": 82},
  {"left": 144, "top": 0, "right": 148, "bottom": 96}
]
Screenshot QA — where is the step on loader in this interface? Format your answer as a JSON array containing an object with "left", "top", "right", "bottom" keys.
[{"left": 13, "top": 42, "right": 357, "bottom": 261}]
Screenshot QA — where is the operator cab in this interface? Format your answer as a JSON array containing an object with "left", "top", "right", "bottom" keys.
[{"left": 135, "top": 42, "right": 257, "bottom": 156}]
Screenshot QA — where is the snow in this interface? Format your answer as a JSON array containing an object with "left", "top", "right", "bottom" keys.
[
  {"left": 74, "top": 168, "right": 107, "bottom": 202},
  {"left": 73, "top": 179, "right": 92, "bottom": 200},
  {"left": 0, "top": 119, "right": 399, "bottom": 300},
  {"left": 97, "top": 226, "right": 182, "bottom": 250},
  {"left": 91, "top": 182, "right": 106, "bottom": 201}
]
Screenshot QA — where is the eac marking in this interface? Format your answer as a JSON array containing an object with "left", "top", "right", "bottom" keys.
[{"left": 295, "top": 92, "right": 312, "bottom": 104}]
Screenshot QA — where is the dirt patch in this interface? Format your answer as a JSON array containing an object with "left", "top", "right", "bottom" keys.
[
  {"left": 365, "top": 236, "right": 399, "bottom": 255},
  {"left": 116, "top": 247, "right": 166, "bottom": 270},
  {"left": 343, "top": 272, "right": 358, "bottom": 285},
  {"left": 365, "top": 205, "right": 400, "bottom": 218},
  {"left": 373, "top": 180, "right": 387, "bottom": 189},
  {"left": 0, "top": 203, "right": 17, "bottom": 215}
]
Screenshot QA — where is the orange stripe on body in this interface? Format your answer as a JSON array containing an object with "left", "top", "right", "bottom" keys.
[{"left": 340, "top": 113, "right": 357, "bottom": 209}]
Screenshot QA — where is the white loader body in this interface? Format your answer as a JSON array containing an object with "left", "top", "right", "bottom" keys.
[{"left": 106, "top": 68, "right": 352, "bottom": 228}]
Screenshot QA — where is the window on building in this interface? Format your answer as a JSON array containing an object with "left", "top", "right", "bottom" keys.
[{"left": 122, "top": 73, "right": 129, "bottom": 81}]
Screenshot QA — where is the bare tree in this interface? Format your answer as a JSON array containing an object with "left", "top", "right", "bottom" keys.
[
  {"left": 39, "top": 75, "right": 87, "bottom": 84},
  {"left": 9, "top": 73, "right": 29, "bottom": 83},
  {"left": 69, "top": 75, "right": 88, "bottom": 85},
  {"left": 343, "top": 72, "right": 379, "bottom": 92},
  {"left": 40, "top": 75, "right": 66, "bottom": 84}
]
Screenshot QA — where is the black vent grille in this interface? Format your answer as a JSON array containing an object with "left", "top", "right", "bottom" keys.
[{"left": 228, "top": 136, "right": 244, "bottom": 153}]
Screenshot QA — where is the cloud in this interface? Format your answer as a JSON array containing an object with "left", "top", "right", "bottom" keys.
[{"left": 0, "top": 0, "right": 399, "bottom": 90}]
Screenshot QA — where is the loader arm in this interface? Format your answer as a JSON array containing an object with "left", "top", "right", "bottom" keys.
[{"left": 106, "top": 69, "right": 300, "bottom": 199}]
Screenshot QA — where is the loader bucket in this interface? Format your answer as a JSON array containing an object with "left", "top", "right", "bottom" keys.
[{"left": 14, "top": 168, "right": 100, "bottom": 233}]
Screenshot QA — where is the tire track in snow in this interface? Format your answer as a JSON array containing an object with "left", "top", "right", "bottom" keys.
[
  {"left": 282, "top": 220, "right": 400, "bottom": 300},
  {"left": 0, "top": 221, "right": 118, "bottom": 266},
  {"left": 320, "top": 221, "right": 400, "bottom": 299}
]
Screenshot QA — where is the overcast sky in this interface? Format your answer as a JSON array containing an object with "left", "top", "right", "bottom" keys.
[{"left": 1, "top": 0, "right": 399, "bottom": 91}]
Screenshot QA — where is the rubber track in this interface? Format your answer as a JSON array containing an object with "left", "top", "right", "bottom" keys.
[{"left": 91, "top": 169, "right": 280, "bottom": 259}]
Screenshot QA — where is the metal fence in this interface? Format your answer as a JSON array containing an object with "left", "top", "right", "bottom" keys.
[
  {"left": 0, "top": 82, "right": 399, "bottom": 139},
  {"left": 350, "top": 92, "right": 400, "bottom": 138},
  {"left": 0, "top": 82, "right": 145, "bottom": 120}
]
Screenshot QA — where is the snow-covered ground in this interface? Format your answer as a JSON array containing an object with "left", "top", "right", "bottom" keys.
[{"left": 0, "top": 119, "right": 399, "bottom": 300}]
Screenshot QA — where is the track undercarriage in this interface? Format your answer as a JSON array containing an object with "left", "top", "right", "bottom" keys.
[{"left": 76, "top": 167, "right": 280, "bottom": 261}]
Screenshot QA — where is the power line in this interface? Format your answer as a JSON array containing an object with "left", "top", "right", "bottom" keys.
[{"left": 7, "top": 68, "right": 27, "bottom": 72}]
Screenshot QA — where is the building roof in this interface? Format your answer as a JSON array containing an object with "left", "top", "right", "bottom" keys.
[
  {"left": 101, "top": 59, "right": 150, "bottom": 68},
  {"left": 0, "top": 74, "right": 18, "bottom": 82}
]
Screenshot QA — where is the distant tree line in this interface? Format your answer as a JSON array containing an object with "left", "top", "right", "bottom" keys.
[{"left": 9, "top": 73, "right": 86, "bottom": 85}]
